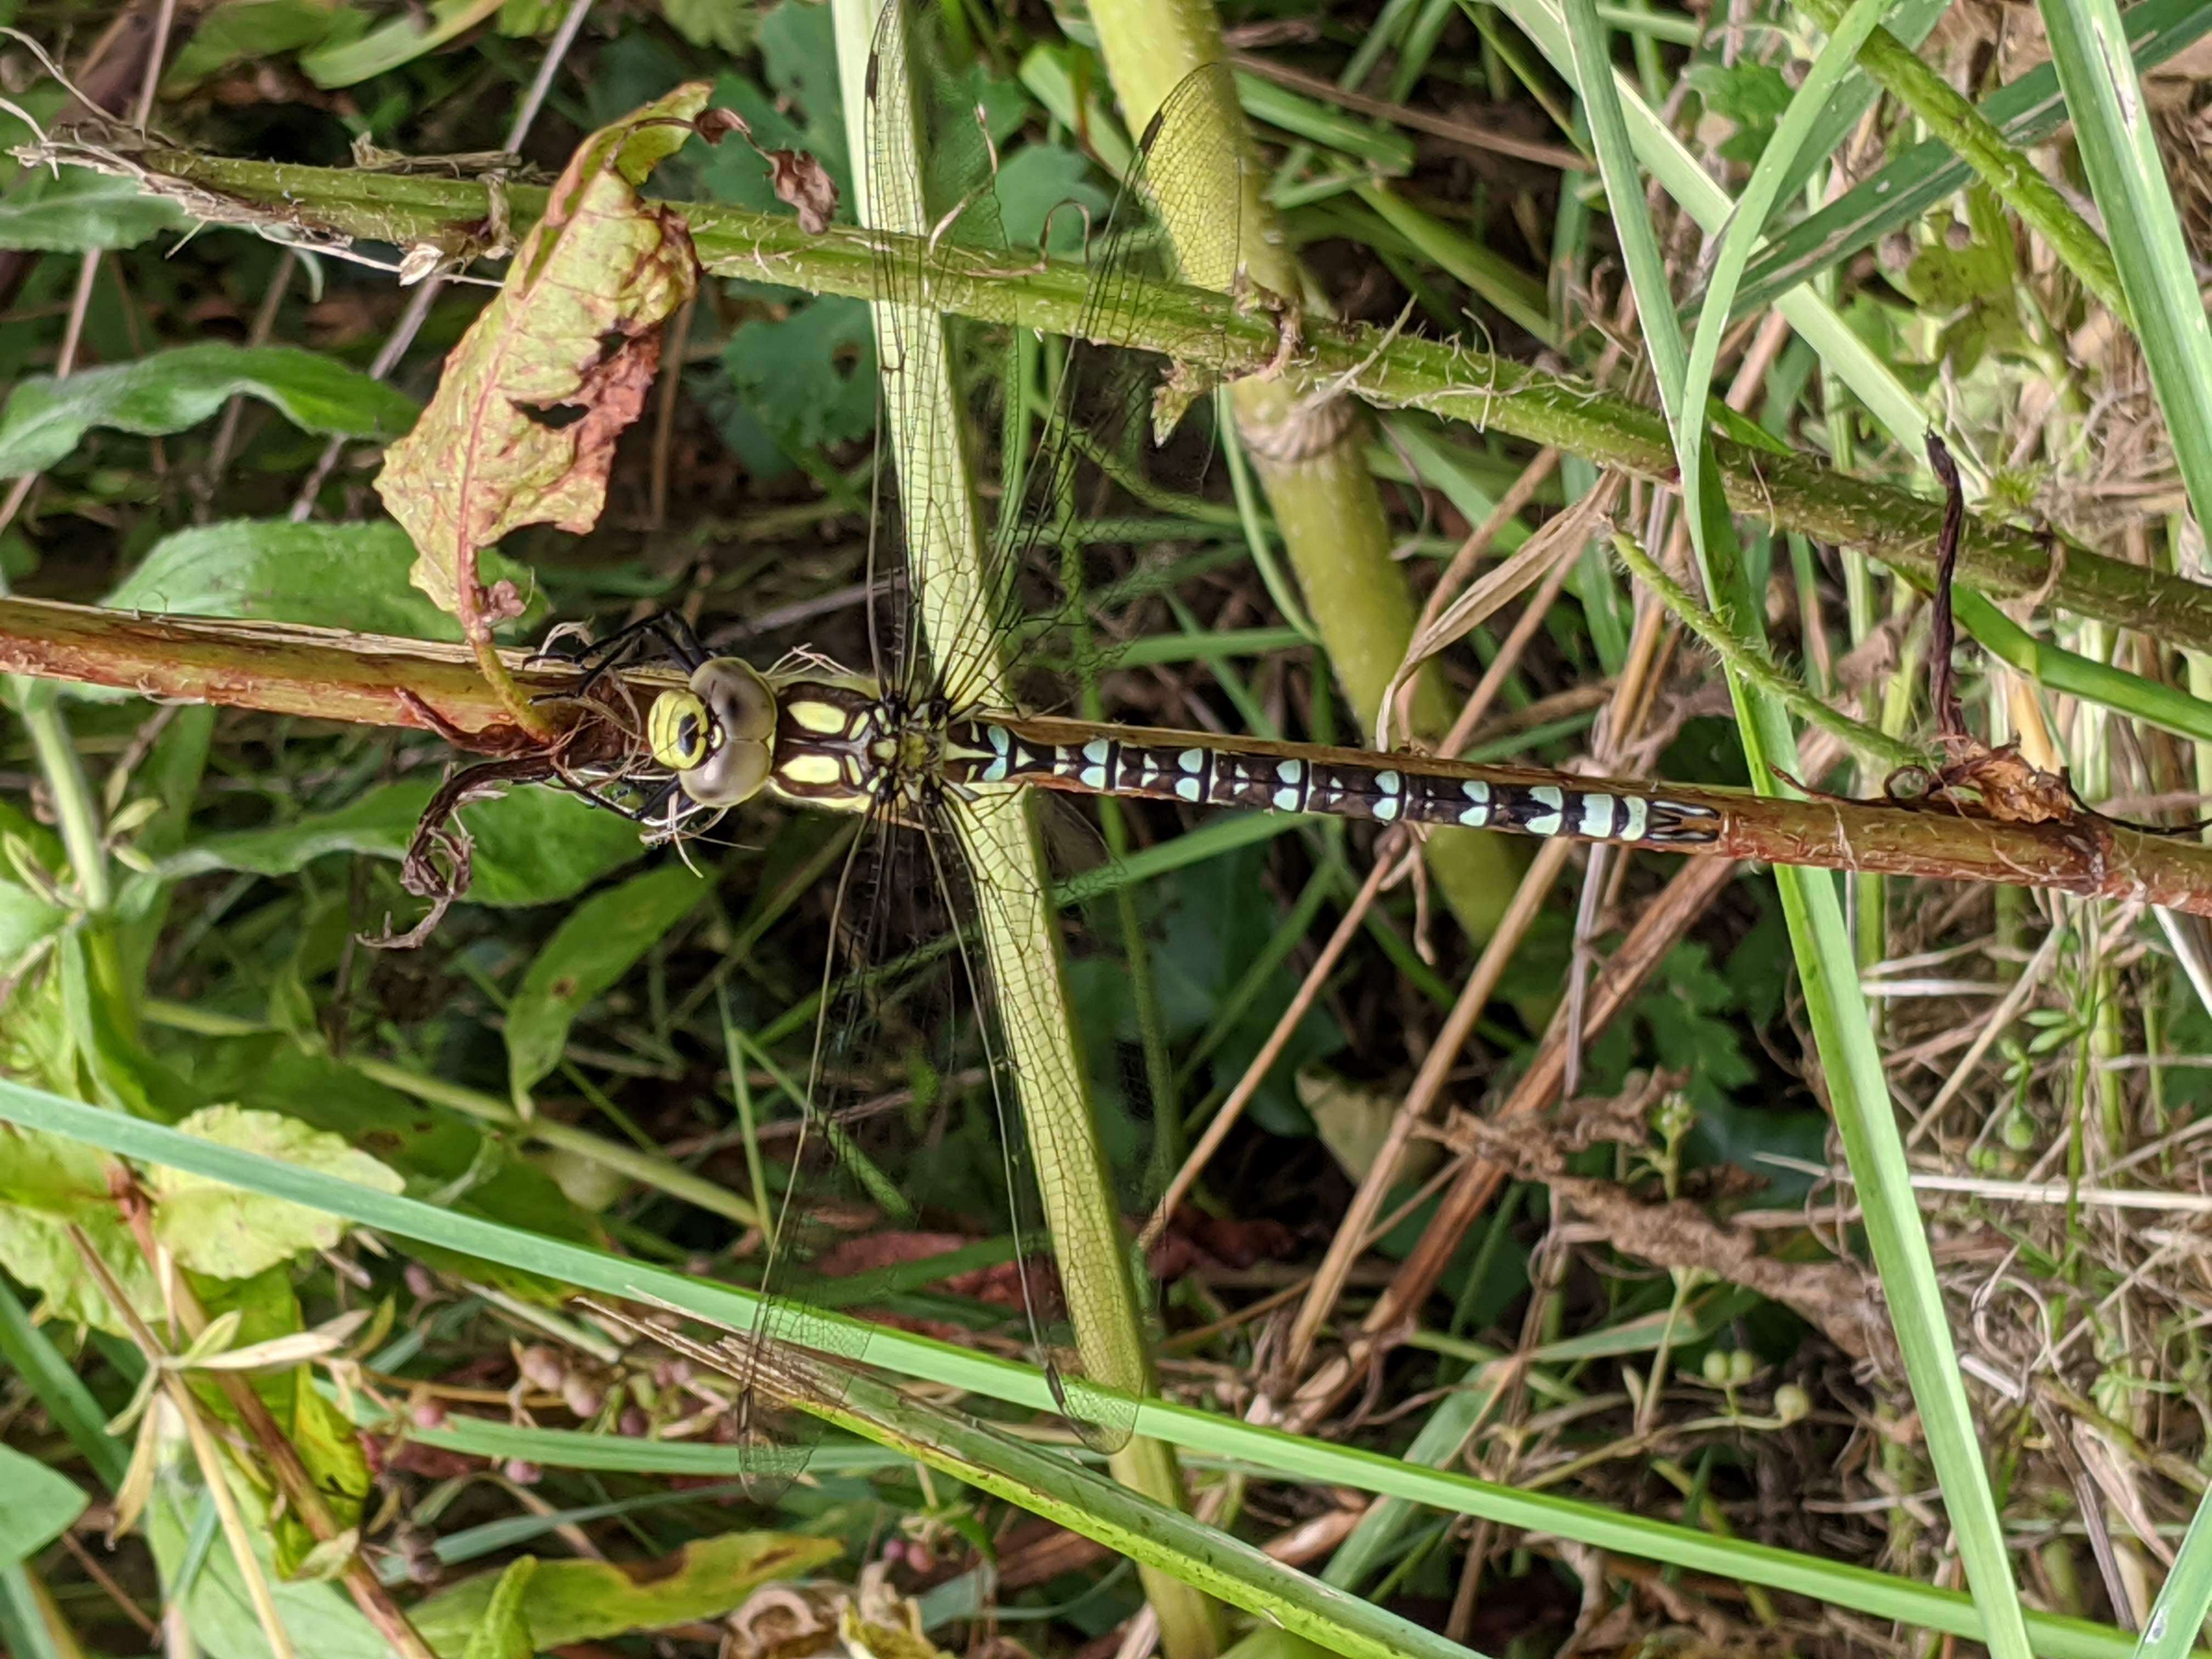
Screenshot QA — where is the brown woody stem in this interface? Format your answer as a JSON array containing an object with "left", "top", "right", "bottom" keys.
[{"left": 5, "top": 595, "right": 2210, "bottom": 915}]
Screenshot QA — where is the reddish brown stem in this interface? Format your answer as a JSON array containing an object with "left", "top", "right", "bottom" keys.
[
  {"left": 5, "top": 596, "right": 2212, "bottom": 913},
  {"left": 0, "top": 596, "right": 596, "bottom": 759}
]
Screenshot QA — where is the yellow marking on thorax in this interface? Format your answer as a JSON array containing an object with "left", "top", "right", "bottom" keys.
[
  {"left": 777, "top": 753, "right": 848, "bottom": 788},
  {"left": 785, "top": 697, "right": 853, "bottom": 736}
]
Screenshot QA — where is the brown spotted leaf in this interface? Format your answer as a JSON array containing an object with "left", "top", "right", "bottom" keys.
[{"left": 375, "top": 84, "right": 707, "bottom": 632}]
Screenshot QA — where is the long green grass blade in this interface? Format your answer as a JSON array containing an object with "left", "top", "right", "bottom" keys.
[
  {"left": 1472, "top": 0, "right": 1928, "bottom": 449},
  {"left": 729, "top": 1340, "right": 1486, "bottom": 1659},
  {"left": 2137, "top": 1494, "right": 2212, "bottom": 1659},
  {"left": 1728, "top": 0, "right": 2212, "bottom": 320},
  {"left": 1793, "top": 0, "right": 2124, "bottom": 315},
  {"left": 830, "top": 0, "right": 1150, "bottom": 1414},
  {"left": 1559, "top": 2, "right": 2035, "bottom": 1655},
  {"left": 2036, "top": 0, "right": 2212, "bottom": 534},
  {"left": 0, "top": 1076, "right": 2167, "bottom": 1659}
]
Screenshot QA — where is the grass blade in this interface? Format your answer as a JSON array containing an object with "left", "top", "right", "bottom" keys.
[
  {"left": 2036, "top": 0, "right": 2212, "bottom": 534},
  {"left": 0, "top": 1075, "right": 2155, "bottom": 1659},
  {"left": 1559, "top": 1, "right": 2035, "bottom": 1655}
]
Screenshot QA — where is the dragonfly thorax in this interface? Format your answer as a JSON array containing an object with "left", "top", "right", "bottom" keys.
[{"left": 772, "top": 680, "right": 955, "bottom": 811}]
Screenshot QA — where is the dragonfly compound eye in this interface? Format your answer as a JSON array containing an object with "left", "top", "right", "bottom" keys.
[
  {"left": 647, "top": 690, "right": 714, "bottom": 772},
  {"left": 676, "top": 658, "right": 777, "bottom": 808}
]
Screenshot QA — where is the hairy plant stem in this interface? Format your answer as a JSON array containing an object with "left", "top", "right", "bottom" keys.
[
  {"left": 1610, "top": 532, "right": 1928, "bottom": 774},
  {"left": 33, "top": 150, "right": 2210, "bottom": 680}
]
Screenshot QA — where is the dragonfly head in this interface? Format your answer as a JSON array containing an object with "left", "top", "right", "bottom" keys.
[{"left": 648, "top": 658, "right": 777, "bottom": 808}]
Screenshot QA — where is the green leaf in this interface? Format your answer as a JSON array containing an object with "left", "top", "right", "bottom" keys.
[
  {"left": 171, "top": 1039, "right": 606, "bottom": 1248},
  {"left": 167, "top": 1047, "right": 592, "bottom": 1305},
  {"left": 506, "top": 864, "right": 709, "bottom": 1107},
  {"left": 163, "top": 782, "right": 646, "bottom": 909},
  {"left": 0, "top": 1124, "right": 115, "bottom": 1218},
  {"left": 104, "top": 521, "right": 543, "bottom": 640},
  {"left": 148, "top": 1482, "right": 388, "bottom": 1659},
  {"left": 410, "top": 1534, "right": 844, "bottom": 1657},
  {"left": 0, "top": 1195, "right": 158, "bottom": 1335},
  {"left": 663, "top": 0, "right": 755, "bottom": 53},
  {"left": 1683, "top": 59, "right": 1791, "bottom": 164},
  {"left": 0, "top": 1277, "right": 131, "bottom": 1487},
  {"left": 298, "top": 0, "right": 504, "bottom": 86},
  {"left": 994, "top": 144, "right": 1111, "bottom": 255},
  {"left": 0, "top": 172, "right": 188, "bottom": 252},
  {"left": 373, "top": 86, "right": 702, "bottom": 620},
  {"left": 0, "top": 881, "right": 65, "bottom": 982},
  {"left": 460, "top": 1558, "right": 537, "bottom": 1659},
  {"left": 162, "top": 0, "right": 357, "bottom": 90},
  {"left": 147, "top": 1105, "right": 404, "bottom": 1279},
  {"left": 0, "top": 1444, "right": 88, "bottom": 1570},
  {"left": 1638, "top": 944, "right": 1757, "bottom": 1104},
  {"left": 0, "top": 345, "right": 419, "bottom": 478},
  {"left": 0, "top": 800, "right": 67, "bottom": 970},
  {"left": 719, "top": 296, "right": 879, "bottom": 455},
  {"left": 278, "top": 1366, "right": 370, "bottom": 1574}
]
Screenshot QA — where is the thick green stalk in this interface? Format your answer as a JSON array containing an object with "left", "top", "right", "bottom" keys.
[
  {"left": 1052, "top": 0, "right": 1520, "bottom": 941},
  {"left": 43, "top": 146, "right": 2212, "bottom": 649}
]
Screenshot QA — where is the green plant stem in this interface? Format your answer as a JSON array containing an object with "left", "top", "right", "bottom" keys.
[
  {"left": 1953, "top": 588, "right": 2212, "bottom": 746},
  {"left": 14, "top": 679, "right": 110, "bottom": 915},
  {"left": 1791, "top": 0, "right": 2126, "bottom": 319},
  {"left": 2034, "top": 0, "right": 2212, "bottom": 546},
  {"left": 8, "top": 597, "right": 2212, "bottom": 911},
  {"left": 1611, "top": 532, "right": 1928, "bottom": 774},
  {"left": 831, "top": 7, "right": 1221, "bottom": 1656},
  {"left": 1568, "top": 0, "right": 2034, "bottom": 1643},
  {"left": 52, "top": 145, "right": 2212, "bottom": 650},
  {"left": 1082, "top": 0, "right": 1527, "bottom": 948}
]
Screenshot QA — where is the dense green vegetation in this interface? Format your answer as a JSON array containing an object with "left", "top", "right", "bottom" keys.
[{"left": 5, "top": 0, "right": 2212, "bottom": 1655}]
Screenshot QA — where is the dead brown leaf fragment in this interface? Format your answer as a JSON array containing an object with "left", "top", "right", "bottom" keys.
[
  {"left": 374, "top": 84, "right": 708, "bottom": 729},
  {"left": 692, "top": 106, "right": 841, "bottom": 233},
  {"left": 768, "top": 149, "right": 838, "bottom": 233}
]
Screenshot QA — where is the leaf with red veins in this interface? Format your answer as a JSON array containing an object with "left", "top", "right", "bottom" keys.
[{"left": 375, "top": 85, "right": 708, "bottom": 636}]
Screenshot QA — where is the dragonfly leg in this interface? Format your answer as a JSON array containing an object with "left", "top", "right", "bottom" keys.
[{"left": 530, "top": 612, "right": 714, "bottom": 703}]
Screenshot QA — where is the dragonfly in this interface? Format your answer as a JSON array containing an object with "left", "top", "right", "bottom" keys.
[{"left": 548, "top": 0, "right": 1730, "bottom": 1491}]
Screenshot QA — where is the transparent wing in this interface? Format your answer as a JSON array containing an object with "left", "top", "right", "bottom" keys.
[
  {"left": 858, "top": 0, "right": 1001, "bottom": 704},
  {"left": 979, "top": 61, "right": 1247, "bottom": 708},
  {"left": 736, "top": 789, "right": 1136, "bottom": 1482},
  {"left": 841, "top": 0, "right": 1261, "bottom": 1459},
  {"left": 727, "top": 799, "right": 905, "bottom": 1498},
  {"left": 862, "top": 0, "right": 1244, "bottom": 712},
  {"left": 931, "top": 784, "right": 1146, "bottom": 1453}
]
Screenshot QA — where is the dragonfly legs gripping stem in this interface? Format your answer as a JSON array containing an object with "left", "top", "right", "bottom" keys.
[{"left": 527, "top": 611, "right": 715, "bottom": 704}]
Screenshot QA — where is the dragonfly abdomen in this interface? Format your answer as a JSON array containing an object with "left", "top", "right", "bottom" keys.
[{"left": 945, "top": 718, "right": 1725, "bottom": 847}]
